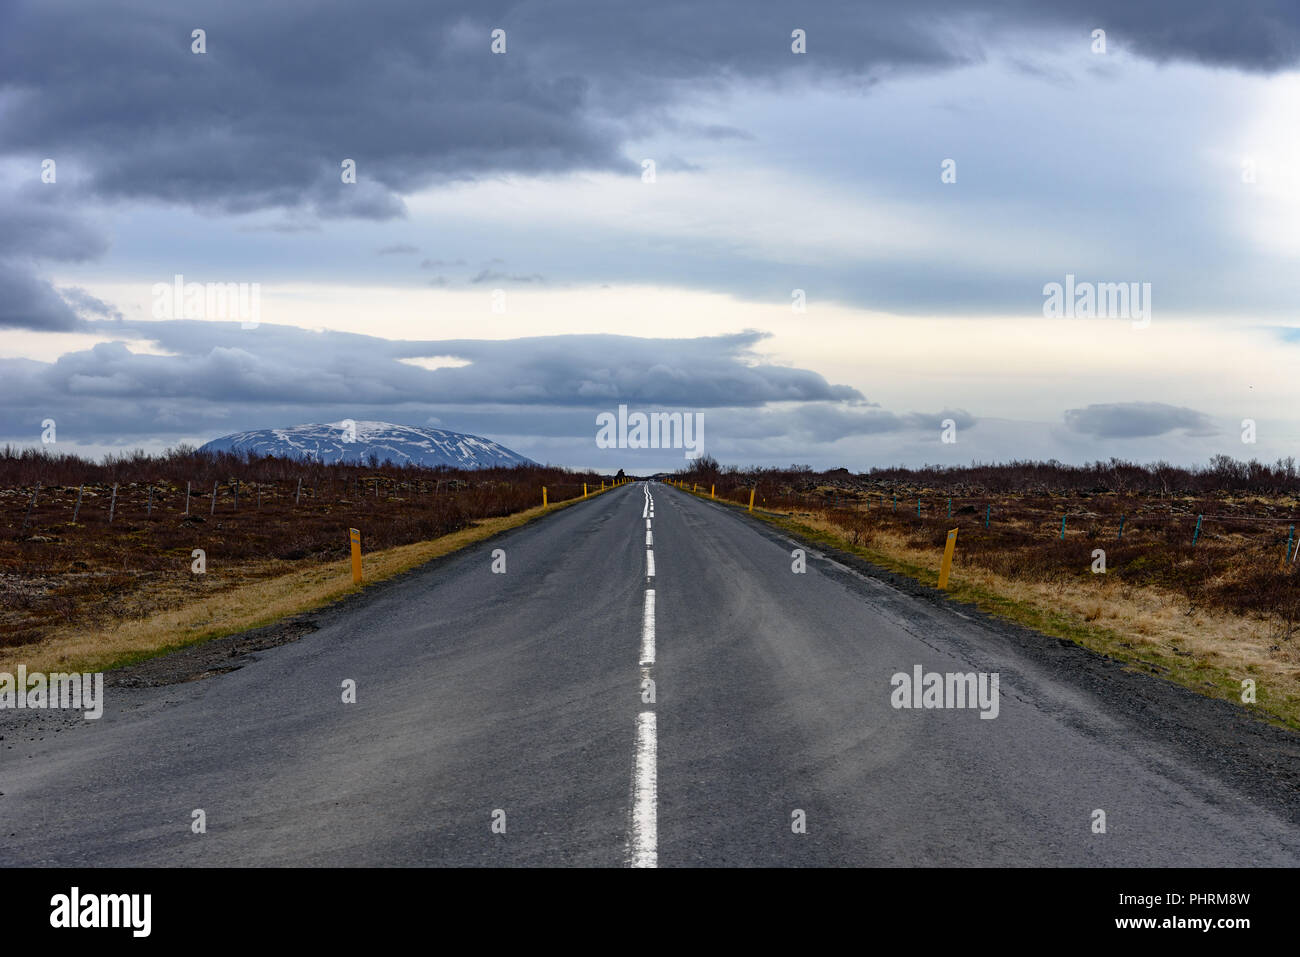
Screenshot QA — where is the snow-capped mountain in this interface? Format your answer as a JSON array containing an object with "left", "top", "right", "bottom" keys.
[{"left": 198, "top": 421, "right": 536, "bottom": 469}]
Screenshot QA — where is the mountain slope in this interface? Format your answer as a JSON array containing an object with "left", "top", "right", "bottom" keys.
[{"left": 198, "top": 421, "right": 536, "bottom": 469}]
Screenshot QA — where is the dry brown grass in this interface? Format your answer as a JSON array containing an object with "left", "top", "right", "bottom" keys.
[
  {"left": 1, "top": 490, "right": 607, "bottom": 675},
  {"left": 686, "top": 481, "right": 1300, "bottom": 728},
  {"left": 1, "top": 460, "right": 610, "bottom": 647}
]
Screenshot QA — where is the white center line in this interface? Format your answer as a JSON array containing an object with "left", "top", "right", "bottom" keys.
[
  {"left": 640, "top": 588, "right": 655, "bottom": 665},
  {"left": 630, "top": 711, "right": 657, "bottom": 868},
  {"left": 631, "top": 482, "right": 659, "bottom": 868}
]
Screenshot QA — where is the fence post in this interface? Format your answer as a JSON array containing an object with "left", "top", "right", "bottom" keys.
[
  {"left": 938, "top": 527, "right": 959, "bottom": 590},
  {"left": 257, "top": 486, "right": 263, "bottom": 509},
  {"left": 184, "top": 481, "right": 191, "bottom": 516},
  {"left": 73, "top": 484, "right": 84, "bottom": 523},
  {"left": 1192, "top": 514, "right": 1202, "bottom": 545},
  {"left": 984, "top": 505, "right": 990, "bottom": 528},
  {"left": 349, "top": 528, "right": 362, "bottom": 584},
  {"left": 947, "top": 498, "right": 952, "bottom": 519},
  {"left": 233, "top": 480, "right": 239, "bottom": 510},
  {"left": 109, "top": 484, "right": 118, "bottom": 524},
  {"left": 1060, "top": 515, "right": 1066, "bottom": 540},
  {"left": 295, "top": 477, "right": 302, "bottom": 505},
  {"left": 917, "top": 498, "right": 921, "bottom": 518},
  {"left": 147, "top": 485, "right": 154, "bottom": 518},
  {"left": 21, "top": 482, "right": 39, "bottom": 531},
  {"left": 1288, "top": 525, "right": 1295, "bottom": 564},
  {"left": 211, "top": 481, "right": 218, "bottom": 515},
  {"left": 1118, "top": 515, "right": 1125, "bottom": 540}
]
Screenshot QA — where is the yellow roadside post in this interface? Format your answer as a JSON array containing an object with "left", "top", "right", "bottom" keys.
[
  {"left": 543, "top": 486, "right": 548, "bottom": 507},
  {"left": 938, "top": 527, "right": 959, "bottom": 590},
  {"left": 711, "top": 484, "right": 715, "bottom": 499},
  {"left": 748, "top": 488, "right": 755, "bottom": 512},
  {"left": 601, "top": 480, "right": 605, "bottom": 491},
  {"left": 349, "top": 528, "right": 362, "bottom": 584},
  {"left": 583, "top": 483, "right": 588, "bottom": 498}
]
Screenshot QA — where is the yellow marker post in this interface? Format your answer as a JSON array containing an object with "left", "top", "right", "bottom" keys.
[
  {"left": 543, "top": 486, "right": 548, "bottom": 507},
  {"left": 938, "top": 527, "right": 959, "bottom": 590},
  {"left": 583, "top": 483, "right": 588, "bottom": 498},
  {"left": 601, "top": 480, "right": 605, "bottom": 491},
  {"left": 748, "top": 488, "right": 755, "bottom": 512},
  {"left": 349, "top": 528, "right": 362, "bottom": 584},
  {"left": 711, "top": 484, "right": 715, "bottom": 499}
]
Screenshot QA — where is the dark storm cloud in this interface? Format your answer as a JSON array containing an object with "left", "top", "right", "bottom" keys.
[
  {"left": 0, "top": 188, "right": 112, "bottom": 330},
  {"left": 3, "top": 0, "right": 1296, "bottom": 332},
  {"left": 0, "top": 322, "right": 873, "bottom": 441},
  {"left": 0, "top": 262, "right": 80, "bottom": 331},
  {"left": 3, "top": 0, "right": 1293, "bottom": 222},
  {"left": 1063, "top": 402, "right": 1216, "bottom": 438},
  {"left": 58, "top": 287, "right": 124, "bottom": 321}
]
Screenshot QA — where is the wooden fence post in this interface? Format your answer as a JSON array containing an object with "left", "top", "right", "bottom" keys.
[{"left": 21, "top": 482, "right": 39, "bottom": 531}]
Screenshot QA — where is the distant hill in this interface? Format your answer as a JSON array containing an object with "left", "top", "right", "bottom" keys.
[{"left": 198, "top": 421, "right": 536, "bottom": 469}]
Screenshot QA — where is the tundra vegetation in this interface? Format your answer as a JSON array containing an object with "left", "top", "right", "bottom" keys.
[
  {"left": 677, "top": 455, "right": 1300, "bottom": 728},
  {"left": 0, "top": 445, "right": 605, "bottom": 656}
]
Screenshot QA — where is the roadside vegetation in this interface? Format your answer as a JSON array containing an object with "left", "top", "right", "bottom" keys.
[
  {"left": 1, "top": 445, "right": 609, "bottom": 662},
  {"left": 674, "top": 455, "right": 1300, "bottom": 729}
]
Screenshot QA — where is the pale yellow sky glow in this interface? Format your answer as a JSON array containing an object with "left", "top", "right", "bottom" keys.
[{"left": 24, "top": 279, "right": 1294, "bottom": 439}]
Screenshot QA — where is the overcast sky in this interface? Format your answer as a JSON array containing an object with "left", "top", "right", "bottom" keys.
[{"left": 3, "top": 0, "right": 1299, "bottom": 470}]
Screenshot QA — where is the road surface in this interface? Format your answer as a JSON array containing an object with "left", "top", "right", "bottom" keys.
[{"left": 2, "top": 481, "right": 1298, "bottom": 866}]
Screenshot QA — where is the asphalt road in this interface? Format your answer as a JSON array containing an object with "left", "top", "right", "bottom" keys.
[{"left": 2, "top": 481, "right": 1299, "bottom": 866}]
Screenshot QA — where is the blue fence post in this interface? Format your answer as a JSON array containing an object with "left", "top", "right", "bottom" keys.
[
  {"left": 985, "top": 505, "right": 990, "bottom": 528},
  {"left": 1118, "top": 514, "right": 1125, "bottom": 540},
  {"left": 1060, "top": 515, "right": 1066, "bottom": 540},
  {"left": 917, "top": 498, "right": 921, "bottom": 518},
  {"left": 1288, "top": 525, "right": 1295, "bottom": 563},
  {"left": 947, "top": 498, "right": 952, "bottom": 519},
  {"left": 1192, "top": 514, "right": 1202, "bottom": 545}
]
